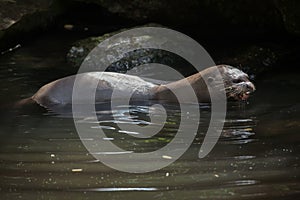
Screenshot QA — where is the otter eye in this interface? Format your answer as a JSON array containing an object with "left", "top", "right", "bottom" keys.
[{"left": 233, "top": 78, "right": 244, "bottom": 83}]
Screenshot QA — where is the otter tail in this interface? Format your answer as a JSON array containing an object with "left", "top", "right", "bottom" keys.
[{"left": 13, "top": 97, "right": 35, "bottom": 109}]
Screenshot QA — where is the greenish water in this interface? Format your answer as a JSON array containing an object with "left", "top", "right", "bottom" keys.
[{"left": 0, "top": 34, "right": 299, "bottom": 199}]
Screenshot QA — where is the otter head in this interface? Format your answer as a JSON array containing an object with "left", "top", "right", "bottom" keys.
[
  {"left": 200, "top": 65, "right": 255, "bottom": 101},
  {"left": 218, "top": 65, "right": 255, "bottom": 101}
]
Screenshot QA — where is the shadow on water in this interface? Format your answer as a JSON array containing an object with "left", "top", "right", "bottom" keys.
[{"left": 0, "top": 34, "right": 299, "bottom": 199}]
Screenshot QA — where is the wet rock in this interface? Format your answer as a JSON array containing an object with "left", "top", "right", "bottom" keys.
[
  {"left": 2, "top": 0, "right": 295, "bottom": 77},
  {"left": 66, "top": 23, "right": 195, "bottom": 76},
  {"left": 1, "top": 0, "right": 300, "bottom": 55},
  {"left": 66, "top": 30, "right": 115, "bottom": 69},
  {"left": 67, "top": 25, "right": 286, "bottom": 77}
]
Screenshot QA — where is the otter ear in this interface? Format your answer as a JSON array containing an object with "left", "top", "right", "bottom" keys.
[{"left": 207, "top": 77, "right": 214, "bottom": 84}]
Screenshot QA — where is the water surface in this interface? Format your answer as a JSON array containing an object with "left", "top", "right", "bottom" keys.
[{"left": 0, "top": 34, "right": 299, "bottom": 199}]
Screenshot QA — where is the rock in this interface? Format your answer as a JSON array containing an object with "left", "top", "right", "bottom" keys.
[
  {"left": 218, "top": 46, "right": 280, "bottom": 78},
  {"left": 67, "top": 25, "right": 287, "bottom": 78},
  {"left": 275, "top": 0, "right": 300, "bottom": 36},
  {"left": 73, "top": 0, "right": 300, "bottom": 36},
  {"left": 66, "top": 23, "right": 195, "bottom": 76},
  {"left": 78, "top": 0, "right": 284, "bottom": 35},
  {"left": 0, "top": 0, "right": 51, "bottom": 31},
  {"left": 2, "top": 0, "right": 300, "bottom": 54},
  {"left": 0, "top": 0, "right": 65, "bottom": 51},
  {"left": 1, "top": 0, "right": 297, "bottom": 78}
]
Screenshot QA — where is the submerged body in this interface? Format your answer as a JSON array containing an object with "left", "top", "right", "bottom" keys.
[
  {"left": 19, "top": 65, "right": 255, "bottom": 110},
  {"left": 32, "top": 72, "right": 157, "bottom": 108}
]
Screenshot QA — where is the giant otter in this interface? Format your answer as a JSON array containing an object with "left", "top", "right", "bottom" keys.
[{"left": 16, "top": 65, "right": 255, "bottom": 110}]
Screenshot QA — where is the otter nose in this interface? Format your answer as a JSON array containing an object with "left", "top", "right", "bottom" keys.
[{"left": 246, "top": 81, "right": 255, "bottom": 92}]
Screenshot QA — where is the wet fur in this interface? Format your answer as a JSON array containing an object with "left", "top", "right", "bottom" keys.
[{"left": 16, "top": 65, "right": 255, "bottom": 109}]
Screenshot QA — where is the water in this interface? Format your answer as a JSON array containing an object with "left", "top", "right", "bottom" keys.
[{"left": 0, "top": 34, "right": 299, "bottom": 199}]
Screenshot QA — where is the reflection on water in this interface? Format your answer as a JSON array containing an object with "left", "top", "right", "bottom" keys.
[{"left": 0, "top": 36, "right": 299, "bottom": 199}]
